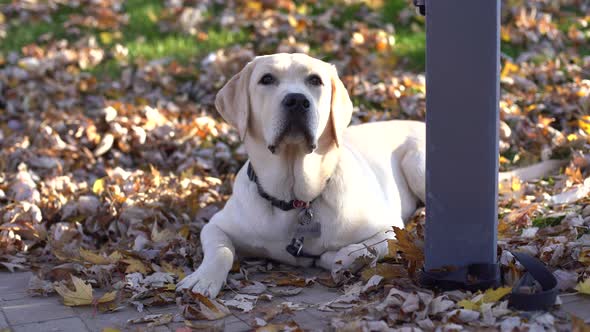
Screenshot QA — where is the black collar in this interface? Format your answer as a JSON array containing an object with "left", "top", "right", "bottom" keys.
[{"left": 247, "top": 162, "right": 309, "bottom": 211}]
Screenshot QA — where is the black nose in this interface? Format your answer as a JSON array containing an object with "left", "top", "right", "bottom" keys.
[{"left": 282, "top": 93, "right": 310, "bottom": 112}]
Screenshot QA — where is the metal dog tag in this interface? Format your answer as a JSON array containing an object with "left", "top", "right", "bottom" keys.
[
  {"left": 297, "top": 208, "right": 313, "bottom": 225},
  {"left": 295, "top": 208, "right": 321, "bottom": 238},
  {"left": 295, "top": 221, "right": 321, "bottom": 238}
]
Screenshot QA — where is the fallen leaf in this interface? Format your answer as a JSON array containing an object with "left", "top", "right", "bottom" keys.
[
  {"left": 54, "top": 275, "right": 116, "bottom": 306},
  {"left": 575, "top": 278, "right": 590, "bottom": 295},
  {"left": 92, "top": 178, "right": 106, "bottom": 195},
  {"left": 122, "top": 258, "right": 149, "bottom": 274},
  {"left": 79, "top": 248, "right": 111, "bottom": 265},
  {"left": 458, "top": 287, "right": 512, "bottom": 311},
  {"left": 183, "top": 294, "right": 230, "bottom": 320},
  {"left": 361, "top": 263, "right": 407, "bottom": 281}
]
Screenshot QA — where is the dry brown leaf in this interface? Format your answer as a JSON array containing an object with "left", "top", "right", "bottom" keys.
[
  {"left": 388, "top": 226, "right": 424, "bottom": 274},
  {"left": 122, "top": 258, "right": 149, "bottom": 274},
  {"left": 360, "top": 263, "right": 407, "bottom": 281},
  {"left": 79, "top": 248, "right": 111, "bottom": 265},
  {"left": 255, "top": 321, "right": 303, "bottom": 332},
  {"left": 182, "top": 294, "right": 230, "bottom": 321},
  {"left": 54, "top": 275, "right": 116, "bottom": 307}
]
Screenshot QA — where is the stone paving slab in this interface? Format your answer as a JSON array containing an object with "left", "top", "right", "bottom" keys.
[
  {"left": 561, "top": 294, "right": 590, "bottom": 323},
  {"left": 2, "top": 297, "right": 77, "bottom": 326},
  {"left": 11, "top": 317, "right": 88, "bottom": 332},
  {"left": 74, "top": 305, "right": 149, "bottom": 332},
  {"left": 0, "top": 309, "right": 9, "bottom": 329}
]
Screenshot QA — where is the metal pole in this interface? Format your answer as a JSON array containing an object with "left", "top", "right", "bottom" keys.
[{"left": 424, "top": 0, "right": 500, "bottom": 270}]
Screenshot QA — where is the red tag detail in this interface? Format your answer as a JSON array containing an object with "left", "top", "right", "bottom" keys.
[{"left": 293, "top": 200, "right": 307, "bottom": 208}]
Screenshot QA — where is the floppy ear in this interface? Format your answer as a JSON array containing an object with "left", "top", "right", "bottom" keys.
[
  {"left": 330, "top": 67, "right": 353, "bottom": 147},
  {"left": 215, "top": 62, "right": 254, "bottom": 141}
]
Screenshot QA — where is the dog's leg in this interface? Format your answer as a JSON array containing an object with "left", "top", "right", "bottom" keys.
[
  {"left": 401, "top": 148, "right": 426, "bottom": 203},
  {"left": 176, "top": 223, "right": 235, "bottom": 298},
  {"left": 321, "top": 230, "right": 396, "bottom": 282}
]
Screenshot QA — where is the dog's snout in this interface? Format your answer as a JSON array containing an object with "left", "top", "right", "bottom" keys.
[{"left": 282, "top": 93, "right": 310, "bottom": 111}]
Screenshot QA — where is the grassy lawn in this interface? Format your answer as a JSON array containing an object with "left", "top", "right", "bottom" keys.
[
  {"left": 0, "top": 0, "right": 248, "bottom": 77},
  {"left": 0, "top": 0, "right": 428, "bottom": 76},
  {"left": 1, "top": 0, "right": 585, "bottom": 76}
]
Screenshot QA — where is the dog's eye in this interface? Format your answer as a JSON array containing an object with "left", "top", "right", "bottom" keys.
[
  {"left": 307, "top": 74, "right": 323, "bottom": 86},
  {"left": 259, "top": 74, "right": 276, "bottom": 85}
]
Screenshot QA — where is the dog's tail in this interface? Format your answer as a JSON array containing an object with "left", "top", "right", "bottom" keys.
[{"left": 499, "top": 159, "right": 568, "bottom": 183}]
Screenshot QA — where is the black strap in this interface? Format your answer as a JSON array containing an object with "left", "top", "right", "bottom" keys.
[
  {"left": 247, "top": 162, "right": 300, "bottom": 211},
  {"left": 508, "top": 252, "right": 558, "bottom": 311},
  {"left": 419, "top": 252, "right": 557, "bottom": 311}
]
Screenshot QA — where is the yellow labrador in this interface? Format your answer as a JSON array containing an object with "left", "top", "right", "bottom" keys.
[
  {"left": 177, "top": 53, "right": 425, "bottom": 298},
  {"left": 176, "top": 53, "right": 562, "bottom": 298}
]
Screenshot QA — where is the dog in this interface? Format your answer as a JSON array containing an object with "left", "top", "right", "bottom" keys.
[
  {"left": 176, "top": 53, "right": 564, "bottom": 298},
  {"left": 176, "top": 53, "right": 425, "bottom": 298}
]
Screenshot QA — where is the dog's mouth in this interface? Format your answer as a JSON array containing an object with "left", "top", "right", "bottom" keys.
[{"left": 268, "top": 122, "right": 317, "bottom": 154}]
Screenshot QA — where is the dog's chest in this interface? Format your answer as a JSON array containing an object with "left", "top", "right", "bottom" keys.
[{"left": 230, "top": 180, "right": 398, "bottom": 262}]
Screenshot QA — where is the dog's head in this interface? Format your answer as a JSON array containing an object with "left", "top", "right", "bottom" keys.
[{"left": 215, "top": 53, "right": 353, "bottom": 154}]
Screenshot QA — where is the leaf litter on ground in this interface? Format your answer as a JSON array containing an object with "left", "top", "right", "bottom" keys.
[{"left": 0, "top": 0, "right": 589, "bottom": 330}]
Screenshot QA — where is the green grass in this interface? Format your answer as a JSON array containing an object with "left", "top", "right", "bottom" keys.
[
  {"left": 0, "top": 5, "right": 79, "bottom": 52},
  {"left": 382, "top": 0, "right": 426, "bottom": 70},
  {"left": 0, "top": 0, "right": 247, "bottom": 77},
  {"left": 314, "top": 0, "right": 426, "bottom": 70},
  {"left": 531, "top": 215, "right": 565, "bottom": 228}
]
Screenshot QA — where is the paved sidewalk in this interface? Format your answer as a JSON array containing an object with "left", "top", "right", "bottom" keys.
[
  {"left": 1, "top": 271, "right": 589, "bottom": 332},
  {"left": 0, "top": 271, "right": 340, "bottom": 332}
]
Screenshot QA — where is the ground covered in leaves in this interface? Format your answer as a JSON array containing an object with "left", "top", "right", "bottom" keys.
[{"left": 1, "top": 0, "right": 590, "bottom": 330}]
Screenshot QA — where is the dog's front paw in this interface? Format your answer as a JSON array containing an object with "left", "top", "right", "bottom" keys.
[
  {"left": 331, "top": 244, "right": 377, "bottom": 283},
  {"left": 176, "top": 267, "right": 226, "bottom": 298}
]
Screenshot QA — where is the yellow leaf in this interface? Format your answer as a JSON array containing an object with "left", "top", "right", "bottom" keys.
[
  {"left": 575, "top": 278, "right": 590, "bottom": 295},
  {"left": 458, "top": 287, "right": 512, "bottom": 311},
  {"left": 122, "top": 258, "right": 149, "bottom": 274},
  {"left": 501, "top": 26, "right": 511, "bottom": 42},
  {"left": 101, "top": 328, "right": 122, "bottom": 332},
  {"left": 296, "top": 4, "right": 308, "bottom": 14},
  {"left": 98, "top": 291, "right": 117, "bottom": 304},
  {"left": 55, "top": 275, "right": 117, "bottom": 307},
  {"left": 245, "top": 1, "right": 262, "bottom": 10},
  {"left": 99, "top": 32, "right": 113, "bottom": 45},
  {"left": 482, "top": 287, "right": 512, "bottom": 302},
  {"left": 161, "top": 261, "right": 185, "bottom": 279},
  {"left": 178, "top": 225, "right": 190, "bottom": 239},
  {"left": 511, "top": 177, "right": 522, "bottom": 192},
  {"left": 147, "top": 9, "right": 158, "bottom": 22},
  {"left": 579, "top": 116, "right": 590, "bottom": 135},
  {"left": 80, "top": 248, "right": 111, "bottom": 265},
  {"left": 92, "top": 178, "right": 106, "bottom": 195},
  {"left": 501, "top": 61, "right": 518, "bottom": 79},
  {"left": 568, "top": 133, "right": 579, "bottom": 142},
  {"left": 55, "top": 275, "right": 94, "bottom": 306},
  {"left": 108, "top": 251, "right": 123, "bottom": 263},
  {"left": 362, "top": 0, "right": 384, "bottom": 9},
  {"left": 458, "top": 299, "right": 480, "bottom": 310}
]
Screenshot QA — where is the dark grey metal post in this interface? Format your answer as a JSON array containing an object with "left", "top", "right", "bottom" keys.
[{"left": 425, "top": 0, "right": 500, "bottom": 270}]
